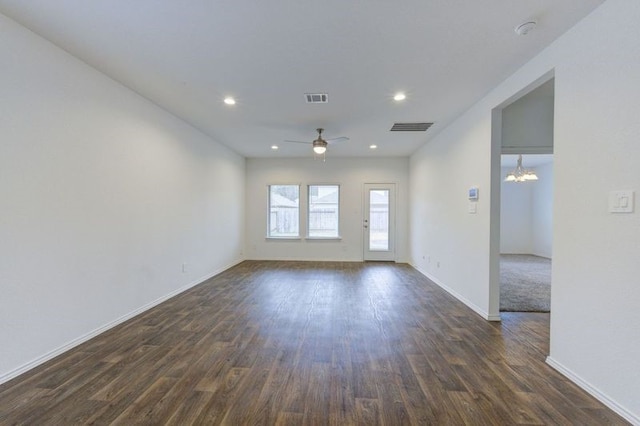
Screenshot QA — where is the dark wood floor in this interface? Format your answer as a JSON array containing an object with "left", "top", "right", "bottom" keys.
[{"left": 0, "top": 261, "right": 628, "bottom": 425}]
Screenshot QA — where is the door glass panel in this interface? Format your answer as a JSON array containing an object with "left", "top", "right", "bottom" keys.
[{"left": 369, "top": 190, "right": 389, "bottom": 251}]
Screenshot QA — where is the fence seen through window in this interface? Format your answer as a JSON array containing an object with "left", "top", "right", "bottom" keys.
[
  {"left": 308, "top": 185, "right": 339, "bottom": 238},
  {"left": 268, "top": 185, "right": 299, "bottom": 237}
]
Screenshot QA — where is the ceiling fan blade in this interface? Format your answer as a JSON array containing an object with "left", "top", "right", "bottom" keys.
[
  {"left": 283, "top": 140, "right": 312, "bottom": 144},
  {"left": 326, "top": 136, "right": 350, "bottom": 143}
]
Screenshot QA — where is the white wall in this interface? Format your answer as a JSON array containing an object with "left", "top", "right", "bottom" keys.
[
  {"left": 531, "top": 162, "right": 553, "bottom": 258},
  {"left": 500, "top": 163, "right": 553, "bottom": 258},
  {"left": 0, "top": 13, "right": 245, "bottom": 382},
  {"left": 501, "top": 83, "right": 554, "bottom": 154},
  {"left": 546, "top": 1, "right": 639, "bottom": 420},
  {"left": 500, "top": 167, "right": 534, "bottom": 254},
  {"left": 410, "top": 0, "right": 640, "bottom": 422},
  {"left": 409, "top": 113, "right": 493, "bottom": 319},
  {"left": 246, "top": 157, "right": 409, "bottom": 262}
]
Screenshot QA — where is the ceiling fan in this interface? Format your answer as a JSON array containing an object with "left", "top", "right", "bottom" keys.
[{"left": 284, "top": 128, "right": 349, "bottom": 156}]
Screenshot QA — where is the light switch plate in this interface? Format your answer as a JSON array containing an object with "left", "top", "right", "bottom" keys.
[
  {"left": 468, "top": 201, "right": 478, "bottom": 214},
  {"left": 609, "top": 190, "right": 634, "bottom": 213}
]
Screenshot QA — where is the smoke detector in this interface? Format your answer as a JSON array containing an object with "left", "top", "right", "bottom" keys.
[{"left": 515, "top": 21, "right": 537, "bottom": 36}]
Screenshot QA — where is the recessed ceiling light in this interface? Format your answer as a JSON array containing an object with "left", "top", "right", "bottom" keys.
[
  {"left": 369, "top": 144, "right": 378, "bottom": 149},
  {"left": 271, "top": 145, "right": 279, "bottom": 150},
  {"left": 223, "top": 97, "right": 236, "bottom": 105},
  {"left": 393, "top": 92, "right": 406, "bottom": 101}
]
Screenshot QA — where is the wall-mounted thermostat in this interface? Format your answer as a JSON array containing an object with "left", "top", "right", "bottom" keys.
[{"left": 468, "top": 187, "right": 479, "bottom": 200}]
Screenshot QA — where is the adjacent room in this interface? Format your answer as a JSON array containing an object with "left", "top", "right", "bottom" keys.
[
  {"left": 1, "top": 1, "right": 638, "bottom": 424},
  {"left": 500, "top": 154, "right": 554, "bottom": 312}
]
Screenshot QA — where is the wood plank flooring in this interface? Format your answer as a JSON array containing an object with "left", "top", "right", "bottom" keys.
[{"left": 0, "top": 261, "right": 629, "bottom": 425}]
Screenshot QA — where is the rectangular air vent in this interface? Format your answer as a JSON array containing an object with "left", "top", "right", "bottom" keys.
[
  {"left": 305, "top": 93, "right": 328, "bottom": 103},
  {"left": 390, "top": 122, "right": 433, "bottom": 131}
]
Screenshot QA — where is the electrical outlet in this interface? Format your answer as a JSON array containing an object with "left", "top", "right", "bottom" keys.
[
  {"left": 436, "top": 261, "right": 440, "bottom": 268},
  {"left": 181, "top": 263, "right": 187, "bottom": 273}
]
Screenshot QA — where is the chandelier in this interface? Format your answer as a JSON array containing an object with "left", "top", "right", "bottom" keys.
[{"left": 504, "top": 155, "right": 538, "bottom": 182}]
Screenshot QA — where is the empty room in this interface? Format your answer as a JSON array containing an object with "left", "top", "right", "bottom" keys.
[{"left": 1, "top": 1, "right": 638, "bottom": 424}]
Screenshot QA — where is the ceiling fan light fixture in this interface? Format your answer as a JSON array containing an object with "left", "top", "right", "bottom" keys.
[
  {"left": 282, "top": 128, "right": 347, "bottom": 158},
  {"left": 312, "top": 128, "right": 328, "bottom": 155},
  {"left": 313, "top": 139, "right": 327, "bottom": 154}
]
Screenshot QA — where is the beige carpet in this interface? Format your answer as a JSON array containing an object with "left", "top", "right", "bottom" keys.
[{"left": 500, "top": 254, "right": 551, "bottom": 312}]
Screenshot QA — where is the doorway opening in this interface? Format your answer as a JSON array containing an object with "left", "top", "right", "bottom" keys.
[{"left": 489, "top": 73, "right": 555, "bottom": 318}]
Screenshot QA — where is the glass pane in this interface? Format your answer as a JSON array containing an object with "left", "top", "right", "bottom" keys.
[
  {"left": 308, "top": 185, "right": 339, "bottom": 237},
  {"left": 269, "top": 185, "right": 299, "bottom": 237},
  {"left": 369, "top": 190, "right": 389, "bottom": 251}
]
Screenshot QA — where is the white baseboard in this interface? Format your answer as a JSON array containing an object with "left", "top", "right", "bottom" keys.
[
  {"left": 411, "top": 264, "right": 501, "bottom": 322},
  {"left": 0, "top": 257, "right": 245, "bottom": 386},
  {"left": 247, "top": 256, "right": 364, "bottom": 262},
  {"left": 245, "top": 257, "right": 411, "bottom": 264},
  {"left": 546, "top": 356, "right": 639, "bottom": 425},
  {"left": 485, "top": 313, "right": 502, "bottom": 321}
]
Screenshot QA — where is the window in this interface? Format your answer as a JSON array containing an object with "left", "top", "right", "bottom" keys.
[
  {"left": 308, "top": 185, "right": 339, "bottom": 238},
  {"left": 268, "top": 185, "right": 299, "bottom": 237},
  {"left": 368, "top": 189, "right": 389, "bottom": 250}
]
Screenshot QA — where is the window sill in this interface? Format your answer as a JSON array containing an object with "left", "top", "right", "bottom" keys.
[
  {"left": 305, "top": 236, "right": 342, "bottom": 241},
  {"left": 265, "top": 236, "right": 302, "bottom": 241}
]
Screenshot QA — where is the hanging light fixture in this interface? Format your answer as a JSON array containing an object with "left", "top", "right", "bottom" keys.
[
  {"left": 312, "top": 138, "right": 327, "bottom": 154},
  {"left": 282, "top": 128, "right": 349, "bottom": 159},
  {"left": 504, "top": 155, "right": 538, "bottom": 182}
]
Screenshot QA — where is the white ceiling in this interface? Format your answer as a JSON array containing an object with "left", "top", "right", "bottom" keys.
[{"left": 0, "top": 1, "right": 604, "bottom": 158}]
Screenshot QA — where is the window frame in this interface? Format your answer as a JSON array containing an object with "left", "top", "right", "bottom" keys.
[
  {"left": 267, "top": 184, "right": 301, "bottom": 239},
  {"left": 306, "top": 184, "right": 341, "bottom": 239}
]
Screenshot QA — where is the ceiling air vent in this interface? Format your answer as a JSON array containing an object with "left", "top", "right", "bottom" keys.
[
  {"left": 390, "top": 122, "right": 433, "bottom": 132},
  {"left": 305, "top": 93, "right": 328, "bottom": 103}
]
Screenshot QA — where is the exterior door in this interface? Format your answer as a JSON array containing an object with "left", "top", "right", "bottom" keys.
[{"left": 363, "top": 183, "right": 395, "bottom": 261}]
